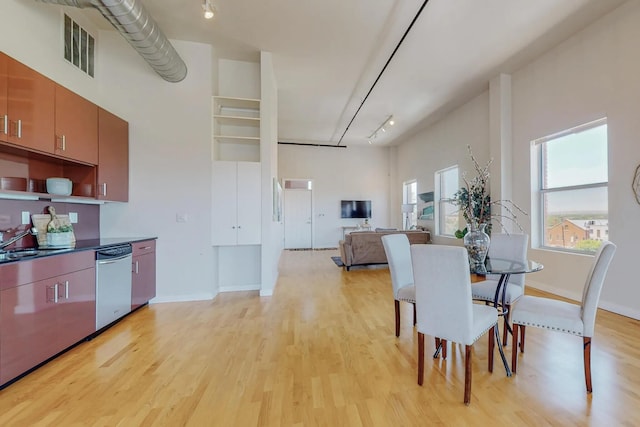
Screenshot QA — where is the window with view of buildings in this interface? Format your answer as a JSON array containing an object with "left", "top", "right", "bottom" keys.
[
  {"left": 534, "top": 118, "right": 608, "bottom": 253},
  {"left": 402, "top": 180, "right": 417, "bottom": 230},
  {"left": 436, "top": 166, "right": 459, "bottom": 236}
]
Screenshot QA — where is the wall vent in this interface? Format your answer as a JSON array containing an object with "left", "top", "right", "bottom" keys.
[{"left": 64, "top": 14, "right": 95, "bottom": 77}]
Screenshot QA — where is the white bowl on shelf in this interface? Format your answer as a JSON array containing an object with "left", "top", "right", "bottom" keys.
[{"left": 46, "top": 178, "right": 73, "bottom": 196}]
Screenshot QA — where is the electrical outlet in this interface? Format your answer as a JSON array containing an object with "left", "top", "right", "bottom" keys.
[
  {"left": 21, "top": 211, "right": 30, "bottom": 225},
  {"left": 69, "top": 212, "right": 78, "bottom": 223}
]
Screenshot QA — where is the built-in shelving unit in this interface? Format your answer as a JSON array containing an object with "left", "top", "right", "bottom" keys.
[{"left": 212, "top": 96, "right": 261, "bottom": 161}]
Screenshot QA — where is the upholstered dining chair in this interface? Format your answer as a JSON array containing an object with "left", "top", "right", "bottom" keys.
[
  {"left": 411, "top": 244, "right": 498, "bottom": 405},
  {"left": 511, "top": 241, "right": 616, "bottom": 393},
  {"left": 471, "top": 233, "right": 529, "bottom": 344},
  {"left": 381, "top": 234, "right": 416, "bottom": 337}
]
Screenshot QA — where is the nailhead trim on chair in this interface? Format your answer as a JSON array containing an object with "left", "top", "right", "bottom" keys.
[
  {"left": 399, "top": 297, "right": 416, "bottom": 303},
  {"left": 513, "top": 321, "right": 583, "bottom": 336},
  {"left": 473, "top": 322, "right": 498, "bottom": 343}
]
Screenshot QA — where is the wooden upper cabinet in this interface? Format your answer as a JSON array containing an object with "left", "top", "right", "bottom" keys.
[
  {"left": 4, "top": 55, "right": 55, "bottom": 154},
  {"left": 0, "top": 53, "right": 7, "bottom": 140},
  {"left": 97, "top": 107, "right": 129, "bottom": 202},
  {"left": 54, "top": 84, "right": 98, "bottom": 165}
]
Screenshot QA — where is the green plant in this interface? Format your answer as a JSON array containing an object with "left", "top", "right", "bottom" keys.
[
  {"left": 453, "top": 145, "right": 526, "bottom": 237},
  {"left": 48, "top": 224, "right": 73, "bottom": 233}
]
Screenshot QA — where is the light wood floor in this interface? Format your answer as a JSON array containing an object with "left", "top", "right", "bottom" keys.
[{"left": 1, "top": 249, "right": 639, "bottom": 426}]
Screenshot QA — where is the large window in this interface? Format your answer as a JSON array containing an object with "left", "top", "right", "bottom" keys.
[
  {"left": 534, "top": 118, "right": 608, "bottom": 253},
  {"left": 402, "top": 180, "right": 417, "bottom": 230},
  {"left": 436, "top": 166, "right": 459, "bottom": 236}
]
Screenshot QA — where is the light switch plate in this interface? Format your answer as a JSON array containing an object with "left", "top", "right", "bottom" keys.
[
  {"left": 21, "top": 211, "right": 30, "bottom": 225},
  {"left": 69, "top": 212, "right": 78, "bottom": 223}
]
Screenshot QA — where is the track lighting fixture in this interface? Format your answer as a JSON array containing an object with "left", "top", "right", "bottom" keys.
[
  {"left": 203, "top": 0, "right": 215, "bottom": 19},
  {"left": 366, "top": 115, "right": 395, "bottom": 144}
]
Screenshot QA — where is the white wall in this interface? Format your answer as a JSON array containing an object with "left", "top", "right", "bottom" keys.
[
  {"left": 260, "top": 52, "right": 284, "bottom": 296},
  {"left": 395, "top": 1, "right": 640, "bottom": 319},
  {"left": 1, "top": 1, "right": 216, "bottom": 302},
  {"left": 510, "top": 0, "right": 640, "bottom": 319},
  {"left": 97, "top": 34, "right": 215, "bottom": 303},
  {"left": 396, "top": 92, "right": 490, "bottom": 245},
  {"left": 278, "top": 144, "right": 391, "bottom": 248}
]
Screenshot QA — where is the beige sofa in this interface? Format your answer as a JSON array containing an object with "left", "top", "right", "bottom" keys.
[{"left": 339, "top": 230, "right": 431, "bottom": 270}]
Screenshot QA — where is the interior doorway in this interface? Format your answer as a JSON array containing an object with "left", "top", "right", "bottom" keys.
[{"left": 283, "top": 179, "right": 313, "bottom": 249}]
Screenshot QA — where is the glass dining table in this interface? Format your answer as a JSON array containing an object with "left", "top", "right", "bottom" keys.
[{"left": 471, "top": 257, "right": 544, "bottom": 376}]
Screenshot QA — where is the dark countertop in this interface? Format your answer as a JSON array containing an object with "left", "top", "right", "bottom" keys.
[{"left": 0, "top": 237, "right": 157, "bottom": 264}]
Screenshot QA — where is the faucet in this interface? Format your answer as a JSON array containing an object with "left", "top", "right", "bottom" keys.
[{"left": 0, "top": 227, "right": 38, "bottom": 251}]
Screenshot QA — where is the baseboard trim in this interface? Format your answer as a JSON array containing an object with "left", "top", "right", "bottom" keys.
[{"left": 219, "top": 285, "right": 261, "bottom": 293}]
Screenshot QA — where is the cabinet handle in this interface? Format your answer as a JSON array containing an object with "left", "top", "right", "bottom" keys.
[
  {"left": 139, "top": 246, "right": 151, "bottom": 250},
  {"left": 1, "top": 114, "right": 6, "bottom": 135},
  {"left": 48, "top": 283, "right": 59, "bottom": 303},
  {"left": 101, "top": 182, "right": 107, "bottom": 196},
  {"left": 64, "top": 280, "right": 69, "bottom": 299},
  {"left": 10, "top": 120, "right": 21, "bottom": 138},
  {"left": 57, "top": 135, "right": 66, "bottom": 151},
  {"left": 237, "top": 225, "right": 242, "bottom": 229},
  {"left": 135, "top": 260, "right": 139, "bottom": 274},
  {"left": 232, "top": 226, "right": 236, "bottom": 229}
]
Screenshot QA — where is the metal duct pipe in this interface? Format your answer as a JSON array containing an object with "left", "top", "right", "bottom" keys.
[{"left": 37, "top": 0, "right": 187, "bottom": 82}]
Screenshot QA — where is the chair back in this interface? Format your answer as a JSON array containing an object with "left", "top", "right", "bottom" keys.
[
  {"left": 411, "top": 244, "right": 475, "bottom": 344},
  {"left": 381, "top": 234, "right": 413, "bottom": 298},
  {"left": 487, "top": 233, "right": 529, "bottom": 288},
  {"left": 581, "top": 241, "right": 616, "bottom": 336}
]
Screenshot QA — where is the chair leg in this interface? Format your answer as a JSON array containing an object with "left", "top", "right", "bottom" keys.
[
  {"left": 502, "top": 305, "right": 511, "bottom": 346},
  {"left": 488, "top": 325, "right": 495, "bottom": 373},
  {"left": 418, "top": 332, "right": 425, "bottom": 386},
  {"left": 395, "top": 300, "right": 400, "bottom": 337},
  {"left": 519, "top": 325, "right": 526, "bottom": 353},
  {"left": 512, "top": 324, "right": 519, "bottom": 373},
  {"left": 584, "top": 337, "right": 592, "bottom": 393},
  {"left": 442, "top": 340, "right": 448, "bottom": 359},
  {"left": 464, "top": 345, "right": 472, "bottom": 405}
]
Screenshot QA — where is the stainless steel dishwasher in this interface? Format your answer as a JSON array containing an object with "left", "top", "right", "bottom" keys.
[{"left": 95, "top": 244, "right": 133, "bottom": 330}]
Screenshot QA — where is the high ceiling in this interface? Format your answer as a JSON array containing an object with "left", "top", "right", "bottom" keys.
[{"left": 86, "top": 0, "right": 626, "bottom": 147}]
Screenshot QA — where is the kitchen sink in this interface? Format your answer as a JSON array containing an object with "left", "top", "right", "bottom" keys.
[{"left": 0, "top": 248, "right": 41, "bottom": 261}]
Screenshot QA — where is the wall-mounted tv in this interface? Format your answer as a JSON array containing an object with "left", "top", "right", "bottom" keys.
[{"left": 341, "top": 200, "right": 372, "bottom": 219}]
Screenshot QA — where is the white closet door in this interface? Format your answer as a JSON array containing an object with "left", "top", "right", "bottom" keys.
[
  {"left": 237, "top": 162, "right": 261, "bottom": 245},
  {"left": 212, "top": 161, "right": 239, "bottom": 246}
]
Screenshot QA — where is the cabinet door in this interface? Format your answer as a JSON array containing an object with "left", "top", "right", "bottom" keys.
[
  {"left": 6, "top": 57, "right": 55, "bottom": 154},
  {"left": 0, "top": 53, "right": 7, "bottom": 140},
  {"left": 237, "top": 161, "right": 261, "bottom": 245},
  {"left": 212, "top": 161, "right": 240, "bottom": 245},
  {"left": 0, "top": 279, "right": 61, "bottom": 385},
  {"left": 54, "top": 84, "right": 98, "bottom": 164},
  {"left": 132, "top": 252, "right": 156, "bottom": 310},
  {"left": 57, "top": 267, "right": 96, "bottom": 347},
  {"left": 97, "top": 108, "right": 129, "bottom": 201}
]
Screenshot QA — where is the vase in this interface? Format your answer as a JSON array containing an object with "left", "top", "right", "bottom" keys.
[{"left": 463, "top": 222, "right": 490, "bottom": 273}]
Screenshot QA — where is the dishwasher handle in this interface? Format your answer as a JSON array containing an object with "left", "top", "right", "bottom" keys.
[{"left": 97, "top": 253, "right": 132, "bottom": 264}]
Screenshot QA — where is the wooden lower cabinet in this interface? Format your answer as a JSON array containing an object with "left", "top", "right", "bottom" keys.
[
  {"left": 0, "top": 260, "right": 95, "bottom": 386},
  {"left": 131, "top": 240, "right": 156, "bottom": 310}
]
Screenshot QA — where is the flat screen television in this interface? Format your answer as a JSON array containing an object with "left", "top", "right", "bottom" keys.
[{"left": 341, "top": 200, "right": 372, "bottom": 219}]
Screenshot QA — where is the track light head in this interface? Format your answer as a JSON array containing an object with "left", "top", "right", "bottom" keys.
[{"left": 203, "top": 0, "right": 215, "bottom": 19}]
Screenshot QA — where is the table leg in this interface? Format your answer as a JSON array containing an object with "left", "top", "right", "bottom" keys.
[{"left": 494, "top": 273, "right": 512, "bottom": 376}]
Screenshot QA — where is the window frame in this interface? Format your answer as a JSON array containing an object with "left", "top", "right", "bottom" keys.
[
  {"left": 533, "top": 118, "right": 608, "bottom": 254},
  {"left": 435, "top": 165, "right": 459, "bottom": 237},
  {"left": 402, "top": 180, "right": 417, "bottom": 230}
]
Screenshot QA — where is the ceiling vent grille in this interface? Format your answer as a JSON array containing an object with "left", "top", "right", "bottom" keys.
[{"left": 64, "top": 14, "right": 95, "bottom": 77}]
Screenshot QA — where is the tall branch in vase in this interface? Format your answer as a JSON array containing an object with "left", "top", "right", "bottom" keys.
[{"left": 453, "top": 145, "right": 527, "bottom": 237}]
